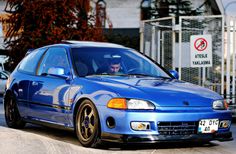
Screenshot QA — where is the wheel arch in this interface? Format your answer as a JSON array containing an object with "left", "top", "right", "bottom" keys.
[{"left": 73, "top": 97, "right": 101, "bottom": 129}]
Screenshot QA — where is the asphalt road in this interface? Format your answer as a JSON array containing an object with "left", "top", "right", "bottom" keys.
[{"left": 0, "top": 98, "right": 236, "bottom": 154}]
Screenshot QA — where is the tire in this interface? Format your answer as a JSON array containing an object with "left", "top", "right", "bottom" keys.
[
  {"left": 75, "top": 99, "right": 101, "bottom": 147},
  {"left": 4, "top": 94, "right": 26, "bottom": 129}
]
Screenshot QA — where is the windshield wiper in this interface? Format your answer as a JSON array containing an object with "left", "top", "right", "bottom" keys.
[
  {"left": 154, "top": 76, "right": 172, "bottom": 79},
  {"left": 125, "top": 73, "right": 154, "bottom": 77},
  {"left": 86, "top": 73, "right": 124, "bottom": 76},
  {"left": 86, "top": 73, "right": 172, "bottom": 79},
  {"left": 125, "top": 74, "right": 172, "bottom": 79}
]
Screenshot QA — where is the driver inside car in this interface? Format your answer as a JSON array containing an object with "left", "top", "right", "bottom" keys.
[
  {"left": 107, "top": 55, "right": 124, "bottom": 74},
  {"left": 108, "top": 56, "right": 122, "bottom": 74},
  {"left": 96, "top": 55, "right": 124, "bottom": 75}
]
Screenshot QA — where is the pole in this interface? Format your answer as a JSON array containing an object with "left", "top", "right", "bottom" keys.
[
  {"left": 232, "top": 18, "right": 236, "bottom": 104},
  {"left": 226, "top": 16, "right": 231, "bottom": 99},
  {"left": 221, "top": 16, "right": 225, "bottom": 96},
  {"left": 140, "top": 21, "right": 144, "bottom": 53},
  {"left": 178, "top": 17, "right": 182, "bottom": 80}
]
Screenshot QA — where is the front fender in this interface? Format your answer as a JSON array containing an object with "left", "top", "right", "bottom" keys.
[
  {"left": 72, "top": 90, "right": 118, "bottom": 113},
  {"left": 69, "top": 89, "right": 118, "bottom": 128}
]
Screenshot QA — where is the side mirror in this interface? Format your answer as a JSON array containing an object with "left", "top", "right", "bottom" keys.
[
  {"left": 48, "top": 67, "right": 65, "bottom": 75},
  {"left": 169, "top": 70, "right": 179, "bottom": 79},
  {"left": 48, "top": 67, "right": 70, "bottom": 80}
]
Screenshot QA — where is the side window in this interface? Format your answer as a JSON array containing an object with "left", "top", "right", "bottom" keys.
[
  {"left": 0, "top": 72, "right": 7, "bottom": 80},
  {"left": 37, "top": 47, "right": 70, "bottom": 76},
  {"left": 18, "top": 48, "right": 47, "bottom": 74}
]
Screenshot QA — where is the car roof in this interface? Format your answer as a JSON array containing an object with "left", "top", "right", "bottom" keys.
[{"left": 42, "top": 40, "right": 126, "bottom": 49}]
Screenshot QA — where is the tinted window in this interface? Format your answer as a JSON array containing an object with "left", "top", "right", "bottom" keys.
[
  {"left": 0, "top": 72, "right": 7, "bottom": 79},
  {"left": 71, "top": 47, "right": 170, "bottom": 78},
  {"left": 18, "top": 48, "right": 47, "bottom": 74},
  {"left": 37, "top": 47, "right": 70, "bottom": 76}
]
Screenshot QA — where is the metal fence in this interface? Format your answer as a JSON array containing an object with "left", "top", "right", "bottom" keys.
[
  {"left": 179, "top": 16, "right": 223, "bottom": 93},
  {"left": 140, "top": 16, "right": 223, "bottom": 92},
  {"left": 140, "top": 17, "right": 175, "bottom": 70},
  {"left": 224, "top": 16, "right": 236, "bottom": 115},
  {"left": 140, "top": 15, "right": 236, "bottom": 116}
]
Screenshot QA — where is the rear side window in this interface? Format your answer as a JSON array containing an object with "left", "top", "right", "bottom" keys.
[
  {"left": 18, "top": 48, "right": 47, "bottom": 74},
  {"left": 0, "top": 72, "right": 8, "bottom": 79}
]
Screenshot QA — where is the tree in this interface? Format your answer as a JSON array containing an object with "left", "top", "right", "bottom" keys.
[
  {"left": 141, "top": 0, "right": 203, "bottom": 20},
  {"left": 4, "top": 0, "right": 105, "bottom": 68}
]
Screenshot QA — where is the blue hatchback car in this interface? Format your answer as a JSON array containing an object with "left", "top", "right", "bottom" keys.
[{"left": 4, "top": 41, "right": 233, "bottom": 147}]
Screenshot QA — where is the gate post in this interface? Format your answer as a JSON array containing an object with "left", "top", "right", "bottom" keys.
[
  {"left": 151, "top": 26, "right": 156, "bottom": 61},
  {"left": 157, "top": 30, "right": 161, "bottom": 64},
  {"left": 233, "top": 18, "right": 236, "bottom": 104},
  {"left": 140, "top": 21, "right": 144, "bottom": 53},
  {"left": 226, "top": 16, "right": 231, "bottom": 99},
  {"left": 178, "top": 17, "right": 182, "bottom": 80},
  {"left": 221, "top": 16, "right": 225, "bottom": 96},
  {"left": 172, "top": 17, "right": 176, "bottom": 70}
]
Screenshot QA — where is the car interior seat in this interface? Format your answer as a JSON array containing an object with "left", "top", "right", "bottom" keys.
[{"left": 75, "top": 62, "right": 89, "bottom": 77}]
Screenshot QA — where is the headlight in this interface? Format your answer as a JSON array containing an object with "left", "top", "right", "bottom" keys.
[
  {"left": 107, "top": 98, "right": 155, "bottom": 110},
  {"left": 127, "top": 99, "right": 155, "bottom": 110},
  {"left": 212, "top": 100, "right": 228, "bottom": 110}
]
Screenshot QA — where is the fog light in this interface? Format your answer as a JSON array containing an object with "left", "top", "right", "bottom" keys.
[
  {"left": 106, "top": 117, "right": 115, "bottom": 129},
  {"left": 219, "top": 120, "right": 231, "bottom": 128},
  {"left": 131, "top": 122, "right": 150, "bottom": 131}
]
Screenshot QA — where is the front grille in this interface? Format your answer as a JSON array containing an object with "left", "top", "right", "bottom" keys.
[{"left": 158, "top": 122, "right": 198, "bottom": 135}]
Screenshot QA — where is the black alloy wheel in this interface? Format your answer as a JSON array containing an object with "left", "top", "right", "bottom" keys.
[
  {"left": 75, "top": 99, "right": 101, "bottom": 147},
  {"left": 4, "top": 94, "right": 25, "bottom": 128}
]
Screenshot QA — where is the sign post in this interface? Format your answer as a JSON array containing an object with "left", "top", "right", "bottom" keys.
[{"left": 190, "top": 35, "right": 212, "bottom": 67}]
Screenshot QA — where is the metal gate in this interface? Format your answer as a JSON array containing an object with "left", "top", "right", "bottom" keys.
[
  {"left": 140, "top": 17, "right": 175, "bottom": 70},
  {"left": 140, "top": 16, "right": 223, "bottom": 92},
  {"left": 224, "top": 16, "right": 236, "bottom": 115},
  {"left": 179, "top": 16, "right": 224, "bottom": 93},
  {"left": 140, "top": 15, "right": 236, "bottom": 116}
]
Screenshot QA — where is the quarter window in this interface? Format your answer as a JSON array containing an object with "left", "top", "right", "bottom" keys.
[{"left": 18, "top": 48, "right": 47, "bottom": 74}]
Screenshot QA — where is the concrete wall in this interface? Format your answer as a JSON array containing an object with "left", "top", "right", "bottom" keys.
[
  {"left": 103, "top": 0, "right": 223, "bottom": 29},
  {"left": 104, "top": 0, "right": 142, "bottom": 28}
]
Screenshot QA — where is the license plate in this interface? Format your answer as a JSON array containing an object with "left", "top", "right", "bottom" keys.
[{"left": 198, "top": 119, "right": 219, "bottom": 133}]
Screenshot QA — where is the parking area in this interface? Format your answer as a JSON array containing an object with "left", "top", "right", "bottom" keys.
[{"left": 0, "top": 98, "right": 235, "bottom": 154}]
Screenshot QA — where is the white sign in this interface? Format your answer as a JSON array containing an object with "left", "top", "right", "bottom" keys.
[{"left": 190, "top": 35, "right": 212, "bottom": 67}]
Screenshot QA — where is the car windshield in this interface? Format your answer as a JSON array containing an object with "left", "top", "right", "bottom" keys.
[{"left": 71, "top": 47, "right": 171, "bottom": 78}]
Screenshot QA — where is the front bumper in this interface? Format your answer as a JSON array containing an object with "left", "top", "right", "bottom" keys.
[
  {"left": 101, "top": 131, "right": 233, "bottom": 143},
  {"left": 97, "top": 106, "right": 233, "bottom": 144}
]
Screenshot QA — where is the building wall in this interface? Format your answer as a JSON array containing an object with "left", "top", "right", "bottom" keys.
[
  {"left": 103, "top": 0, "right": 223, "bottom": 29},
  {"left": 104, "top": 0, "right": 142, "bottom": 28}
]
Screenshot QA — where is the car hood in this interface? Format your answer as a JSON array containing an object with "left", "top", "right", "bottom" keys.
[{"left": 85, "top": 76, "right": 222, "bottom": 107}]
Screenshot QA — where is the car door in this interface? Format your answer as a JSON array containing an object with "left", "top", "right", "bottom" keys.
[
  {"left": 15, "top": 48, "right": 47, "bottom": 117},
  {"left": 27, "top": 47, "right": 72, "bottom": 125}
]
